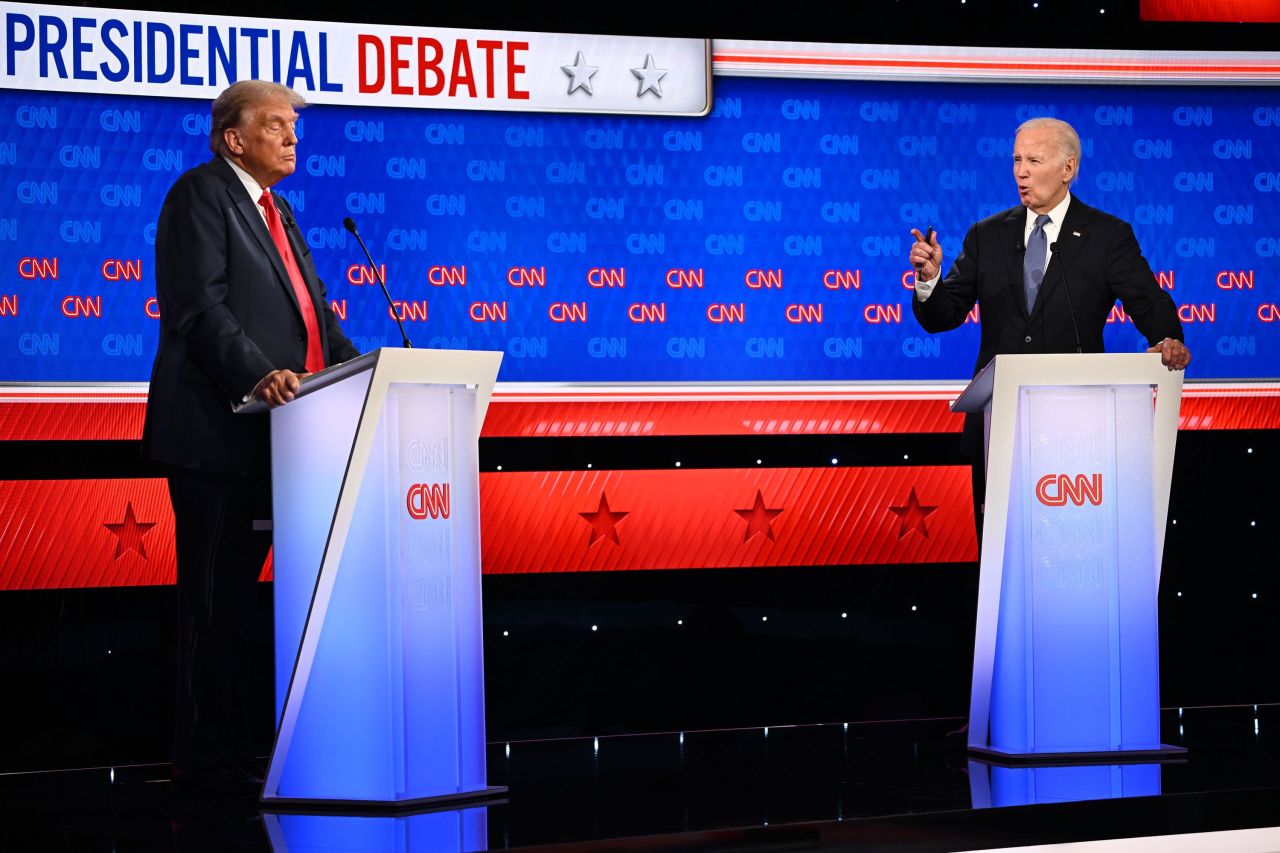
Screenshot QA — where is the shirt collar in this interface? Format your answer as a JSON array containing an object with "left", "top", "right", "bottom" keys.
[
  {"left": 1026, "top": 193, "right": 1072, "bottom": 232},
  {"left": 224, "top": 156, "right": 268, "bottom": 204}
]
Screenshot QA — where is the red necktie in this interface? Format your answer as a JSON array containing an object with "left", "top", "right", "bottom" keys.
[{"left": 259, "top": 190, "right": 324, "bottom": 373}]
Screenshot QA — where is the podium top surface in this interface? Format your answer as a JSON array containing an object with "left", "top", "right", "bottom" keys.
[
  {"left": 234, "top": 351, "right": 379, "bottom": 415},
  {"left": 951, "top": 353, "right": 1181, "bottom": 413},
  {"left": 234, "top": 348, "right": 501, "bottom": 415}
]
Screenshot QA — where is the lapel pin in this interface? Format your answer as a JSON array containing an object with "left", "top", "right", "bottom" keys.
[{"left": 1072, "top": 231, "right": 1081, "bottom": 237}]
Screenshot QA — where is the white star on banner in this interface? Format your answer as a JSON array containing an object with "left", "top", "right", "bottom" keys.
[
  {"left": 562, "top": 52, "right": 599, "bottom": 95},
  {"left": 631, "top": 54, "right": 667, "bottom": 97}
]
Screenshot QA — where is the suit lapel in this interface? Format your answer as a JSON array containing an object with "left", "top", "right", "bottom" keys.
[
  {"left": 1000, "top": 207, "right": 1030, "bottom": 320},
  {"left": 212, "top": 158, "right": 306, "bottom": 323},
  {"left": 1031, "top": 196, "right": 1091, "bottom": 317}
]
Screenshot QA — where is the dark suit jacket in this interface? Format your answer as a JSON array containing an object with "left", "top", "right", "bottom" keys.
[
  {"left": 912, "top": 195, "right": 1184, "bottom": 377},
  {"left": 143, "top": 157, "right": 359, "bottom": 476}
]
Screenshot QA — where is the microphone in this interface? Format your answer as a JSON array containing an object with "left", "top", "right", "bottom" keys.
[
  {"left": 1049, "top": 241, "right": 1083, "bottom": 354},
  {"left": 343, "top": 217, "right": 413, "bottom": 349}
]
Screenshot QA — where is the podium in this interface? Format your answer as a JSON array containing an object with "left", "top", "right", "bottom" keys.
[
  {"left": 953, "top": 354, "right": 1185, "bottom": 761},
  {"left": 255, "top": 347, "right": 505, "bottom": 808}
]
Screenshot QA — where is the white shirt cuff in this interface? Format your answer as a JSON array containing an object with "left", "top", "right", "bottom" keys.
[{"left": 914, "top": 274, "right": 940, "bottom": 301}]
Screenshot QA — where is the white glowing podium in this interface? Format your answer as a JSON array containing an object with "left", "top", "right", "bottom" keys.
[
  {"left": 255, "top": 347, "right": 504, "bottom": 808},
  {"left": 953, "top": 354, "right": 1185, "bottom": 762}
]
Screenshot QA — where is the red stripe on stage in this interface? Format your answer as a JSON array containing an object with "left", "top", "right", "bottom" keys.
[
  {"left": 1177, "top": 394, "right": 1280, "bottom": 430},
  {"left": 0, "top": 401, "right": 148, "bottom": 441},
  {"left": 478, "top": 466, "right": 977, "bottom": 574},
  {"left": 2, "top": 387, "right": 1277, "bottom": 440},
  {"left": 3, "top": 388, "right": 1277, "bottom": 441},
  {"left": 0, "top": 467, "right": 975, "bottom": 589},
  {"left": 479, "top": 398, "right": 966, "bottom": 437},
  {"left": 0, "top": 479, "right": 176, "bottom": 589},
  {"left": 713, "top": 52, "right": 1280, "bottom": 77}
]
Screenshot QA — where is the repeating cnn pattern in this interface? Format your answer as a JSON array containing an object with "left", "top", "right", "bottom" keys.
[{"left": 479, "top": 466, "right": 977, "bottom": 573}]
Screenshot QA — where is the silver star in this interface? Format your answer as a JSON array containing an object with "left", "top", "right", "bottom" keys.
[
  {"left": 630, "top": 54, "right": 667, "bottom": 98},
  {"left": 562, "top": 52, "right": 599, "bottom": 96}
]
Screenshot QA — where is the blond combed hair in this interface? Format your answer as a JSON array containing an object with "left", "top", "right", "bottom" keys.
[{"left": 209, "top": 80, "right": 307, "bottom": 156}]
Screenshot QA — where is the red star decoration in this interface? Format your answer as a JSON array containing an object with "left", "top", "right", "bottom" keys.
[
  {"left": 735, "top": 490, "right": 784, "bottom": 542},
  {"left": 889, "top": 488, "right": 939, "bottom": 539},
  {"left": 579, "top": 492, "right": 629, "bottom": 546},
  {"left": 103, "top": 501, "right": 157, "bottom": 559}
]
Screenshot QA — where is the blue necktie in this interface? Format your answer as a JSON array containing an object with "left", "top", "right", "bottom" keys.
[{"left": 1023, "top": 214, "right": 1051, "bottom": 313}]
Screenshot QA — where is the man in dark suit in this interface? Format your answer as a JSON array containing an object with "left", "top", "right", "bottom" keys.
[
  {"left": 907, "top": 117, "right": 1190, "bottom": 533},
  {"left": 142, "top": 80, "right": 359, "bottom": 790}
]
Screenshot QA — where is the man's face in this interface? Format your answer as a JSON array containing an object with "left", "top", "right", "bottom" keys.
[
  {"left": 1012, "top": 127, "right": 1076, "bottom": 214},
  {"left": 224, "top": 96, "right": 299, "bottom": 188}
]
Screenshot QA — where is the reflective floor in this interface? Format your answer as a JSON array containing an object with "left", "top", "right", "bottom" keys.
[{"left": 2, "top": 705, "right": 1278, "bottom": 852}]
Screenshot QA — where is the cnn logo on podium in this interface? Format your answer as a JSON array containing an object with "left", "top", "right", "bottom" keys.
[
  {"left": 406, "top": 483, "right": 451, "bottom": 520},
  {"left": 1035, "top": 474, "right": 1103, "bottom": 507}
]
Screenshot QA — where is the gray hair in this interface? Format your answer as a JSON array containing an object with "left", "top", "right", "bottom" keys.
[
  {"left": 210, "top": 80, "right": 307, "bottom": 155},
  {"left": 1016, "top": 117, "right": 1082, "bottom": 182}
]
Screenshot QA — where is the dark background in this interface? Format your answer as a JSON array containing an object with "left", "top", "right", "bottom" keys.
[
  {"left": 0, "top": 0, "right": 1276, "bottom": 771},
  {"left": 0, "top": 426, "right": 1274, "bottom": 771}
]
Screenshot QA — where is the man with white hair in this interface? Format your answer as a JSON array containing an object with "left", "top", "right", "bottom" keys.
[
  {"left": 906, "top": 117, "right": 1189, "bottom": 534},
  {"left": 143, "top": 80, "right": 359, "bottom": 793}
]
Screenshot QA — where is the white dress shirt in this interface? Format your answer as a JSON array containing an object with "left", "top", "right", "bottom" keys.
[
  {"left": 224, "top": 156, "right": 271, "bottom": 226},
  {"left": 915, "top": 193, "right": 1073, "bottom": 302}
]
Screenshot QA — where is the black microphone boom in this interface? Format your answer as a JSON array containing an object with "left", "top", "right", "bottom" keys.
[
  {"left": 1049, "top": 241, "right": 1083, "bottom": 354},
  {"left": 343, "top": 217, "right": 413, "bottom": 349}
]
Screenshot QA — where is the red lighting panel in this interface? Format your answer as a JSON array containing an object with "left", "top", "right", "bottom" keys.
[
  {"left": 479, "top": 466, "right": 977, "bottom": 574},
  {"left": 1141, "top": 0, "right": 1280, "bottom": 22}
]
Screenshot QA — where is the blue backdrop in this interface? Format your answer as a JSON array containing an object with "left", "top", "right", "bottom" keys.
[{"left": 1, "top": 76, "right": 1274, "bottom": 381}]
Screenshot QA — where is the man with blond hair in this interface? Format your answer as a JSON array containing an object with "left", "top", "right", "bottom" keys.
[
  {"left": 143, "top": 80, "right": 358, "bottom": 792},
  {"left": 906, "top": 117, "right": 1189, "bottom": 534}
]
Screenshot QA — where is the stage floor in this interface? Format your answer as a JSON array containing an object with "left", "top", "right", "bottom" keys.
[{"left": 2, "top": 704, "right": 1278, "bottom": 852}]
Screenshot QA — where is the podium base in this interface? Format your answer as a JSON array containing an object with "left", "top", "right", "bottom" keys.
[
  {"left": 968, "top": 744, "right": 1187, "bottom": 767},
  {"left": 260, "top": 785, "right": 509, "bottom": 815}
]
